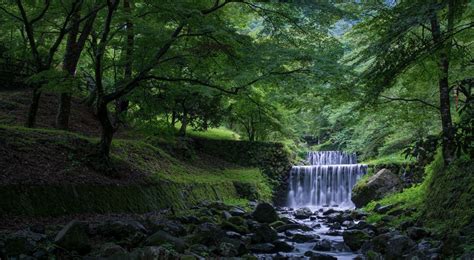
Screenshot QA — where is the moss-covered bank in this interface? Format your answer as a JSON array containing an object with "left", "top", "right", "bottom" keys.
[
  {"left": 0, "top": 182, "right": 253, "bottom": 217},
  {"left": 0, "top": 125, "right": 285, "bottom": 217},
  {"left": 362, "top": 151, "right": 474, "bottom": 256}
]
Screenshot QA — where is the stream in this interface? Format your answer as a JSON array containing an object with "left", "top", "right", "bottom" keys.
[
  {"left": 255, "top": 206, "right": 363, "bottom": 259},
  {"left": 258, "top": 151, "right": 367, "bottom": 259}
]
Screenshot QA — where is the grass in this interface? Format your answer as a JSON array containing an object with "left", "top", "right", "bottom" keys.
[
  {"left": 113, "top": 138, "right": 273, "bottom": 200},
  {"left": 364, "top": 183, "right": 426, "bottom": 225},
  {"left": 362, "top": 152, "right": 436, "bottom": 226},
  {"left": 1, "top": 124, "right": 274, "bottom": 207},
  {"left": 362, "top": 152, "right": 414, "bottom": 165},
  {"left": 188, "top": 127, "right": 240, "bottom": 140},
  {"left": 363, "top": 149, "right": 474, "bottom": 252}
]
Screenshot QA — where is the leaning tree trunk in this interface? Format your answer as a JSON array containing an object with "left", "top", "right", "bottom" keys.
[
  {"left": 56, "top": 4, "right": 98, "bottom": 130},
  {"left": 56, "top": 10, "right": 80, "bottom": 130},
  {"left": 430, "top": 5, "right": 456, "bottom": 164}
]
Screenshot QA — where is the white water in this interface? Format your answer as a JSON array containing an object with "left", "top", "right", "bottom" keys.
[{"left": 287, "top": 151, "right": 367, "bottom": 208}]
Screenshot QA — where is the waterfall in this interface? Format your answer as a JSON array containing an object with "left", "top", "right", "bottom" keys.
[{"left": 287, "top": 151, "right": 367, "bottom": 208}]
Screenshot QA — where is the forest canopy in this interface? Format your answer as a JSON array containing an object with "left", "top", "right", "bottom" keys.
[{"left": 0, "top": 0, "right": 472, "bottom": 164}]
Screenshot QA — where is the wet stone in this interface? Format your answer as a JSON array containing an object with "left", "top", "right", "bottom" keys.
[
  {"left": 294, "top": 207, "right": 313, "bottom": 219},
  {"left": 272, "top": 239, "right": 295, "bottom": 252},
  {"left": 248, "top": 243, "right": 275, "bottom": 253},
  {"left": 313, "top": 239, "right": 332, "bottom": 251},
  {"left": 291, "top": 233, "right": 317, "bottom": 243}
]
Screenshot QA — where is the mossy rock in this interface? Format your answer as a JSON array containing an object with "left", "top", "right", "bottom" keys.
[{"left": 221, "top": 221, "right": 249, "bottom": 234}]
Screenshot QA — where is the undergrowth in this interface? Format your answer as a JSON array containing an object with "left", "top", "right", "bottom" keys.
[{"left": 363, "top": 150, "right": 474, "bottom": 255}]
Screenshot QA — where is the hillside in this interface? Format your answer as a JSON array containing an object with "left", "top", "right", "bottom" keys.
[{"left": 0, "top": 88, "right": 295, "bottom": 222}]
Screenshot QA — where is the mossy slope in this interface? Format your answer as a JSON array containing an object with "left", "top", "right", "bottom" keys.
[
  {"left": 0, "top": 125, "right": 277, "bottom": 217},
  {"left": 363, "top": 151, "right": 474, "bottom": 255}
]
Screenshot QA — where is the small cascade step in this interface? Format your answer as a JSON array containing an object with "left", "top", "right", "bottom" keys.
[{"left": 288, "top": 151, "right": 367, "bottom": 208}]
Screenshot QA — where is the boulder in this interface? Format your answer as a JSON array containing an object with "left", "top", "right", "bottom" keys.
[
  {"left": 461, "top": 252, "right": 474, "bottom": 260},
  {"left": 322, "top": 208, "right": 338, "bottom": 215},
  {"left": 145, "top": 230, "right": 187, "bottom": 253},
  {"left": 404, "top": 239, "right": 442, "bottom": 260},
  {"left": 406, "top": 227, "right": 430, "bottom": 240},
  {"left": 191, "top": 222, "right": 223, "bottom": 245},
  {"left": 325, "top": 230, "right": 342, "bottom": 236},
  {"left": 252, "top": 203, "right": 279, "bottom": 223},
  {"left": 385, "top": 235, "right": 416, "bottom": 259},
  {"left": 97, "top": 220, "right": 147, "bottom": 240},
  {"left": 151, "top": 220, "right": 187, "bottom": 236},
  {"left": 294, "top": 207, "right": 313, "bottom": 219},
  {"left": 189, "top": 244, "right": 209, "bottom": 256},
  {"left": 276, "top": 223, "right": 311, "bottom": 232},
  {"left": 222, "top": 211, "right": 232, "bottom": 220},
  {"left": 304, "top": 250, "right": 337, "bottom": 260},
  {"left": 221, "top": 220, "right": 249, "bottom": 235},
  {"left": 54, "top": 220, "right": 90, "bottom": 254},
  {"left": 225, "top": 231, "right": 242, "bottom": 239},
  {"left": 248, "top": 243, "right": 275, "bottom": 253},
  {"left": 352, "top": 168, "right": 401, "bottom": 208},
  {"left": 342, "top": 230, "right": 371, "bottom": 251},
  {"left": 313, "top": 239, "right": 332, "bottom": 251},
  {"left": 1, "top": 231, "right": 40, "bottom": 257},
  {"left": 272, "top": 239, "right": 294, "bottom": 252},
  {"left": 218, "top": 242, "right": 239, "bottom": 257},
  {"left": 364, "top": 231, "right": 401, "bottom": 253},
  {"left": 128, "top": 246, "right": 179, "bottom": 259},
  {"left": 291, "top": 233, "right": 316, "bottom": 243},
  {"left": 229, "top": 207, "right": 246, "bottom": 217},
  {"left": 100, "top": 242, "right": 127, "bottom": 257},
  {"left": 251, "top": 223, "right": 278, "bottom": 243}
]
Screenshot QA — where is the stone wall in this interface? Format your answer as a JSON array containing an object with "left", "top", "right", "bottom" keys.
[
  {"left": 192, "top": 138, "right": 293, "bottom": 204},
  {"left": 192, "top": 138, "right": 292, "bottom": 180},
  {"left": 0, "top": 181, "right": 249, "bottom": 217}
]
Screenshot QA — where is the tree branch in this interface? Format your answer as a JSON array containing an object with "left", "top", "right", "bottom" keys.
[
  {"left": 201, "top": 0, "right": 241, "bottom": 15},
  {"left": 30, "top": 0, "right": 51, "bottom": 25},
  {"left": 103, "top": 23, "right": 185, "bottom": 102},
  {"left": 143, "top": 67, "right": 310, "bottom": 95},
  {"left": 0, "top": 5, "right": 22, "bottom": 21},
  {"left": 380, "top": 95, "right": 439, "bottom": 110}
]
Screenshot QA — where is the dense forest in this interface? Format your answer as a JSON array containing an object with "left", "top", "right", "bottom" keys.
[{"left": 0, "top": 1, "right": 473, "bottom": 259}]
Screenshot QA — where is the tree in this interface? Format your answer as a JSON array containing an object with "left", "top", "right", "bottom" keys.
[
  {"left": 0, "top": 0, "right": 104, "bottom": 127},
  {"left": 87, "top": 1, "right": 336, "bottom": 159},
  {"left": 349, "top": 0, "right": 473, "bottom": 164},
  {"left": 56, "top": 1, "right": 101, "bottom": 130},
  {"left": 229, "top": 96, "right": 282, "bottom": 142}
]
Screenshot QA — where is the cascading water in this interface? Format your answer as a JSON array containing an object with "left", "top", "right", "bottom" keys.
[{"left": 287, "top": 151, "right": 367, "bottom": 208}]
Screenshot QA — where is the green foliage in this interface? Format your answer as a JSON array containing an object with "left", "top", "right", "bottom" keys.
[
  {"left": 362, "top": 153, "right": 414, "bottom": 166},
  {"left": 365, "top": 183, "right": 426, "bottom": 226},
  {"left": 363, "top": 149, "right": 474, "bottom": 255},
  {"left": 423, "top": 152, "right": 474, "bottom": 233},
  {"left": 188, "top": 127, "right": 240, "bottom": 140}
]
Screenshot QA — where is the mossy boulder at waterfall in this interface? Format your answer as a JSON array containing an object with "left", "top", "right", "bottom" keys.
[{"left": 352, "top": 168, "right": 402, "bottom": 208}]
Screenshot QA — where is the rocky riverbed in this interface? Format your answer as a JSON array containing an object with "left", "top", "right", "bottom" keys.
[{"left": 0, "top": 201, "right": 443, "bottom": 259}]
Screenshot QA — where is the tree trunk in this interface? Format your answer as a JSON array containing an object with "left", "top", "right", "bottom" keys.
[
  {"left": 430, "top": 5, "right": 456, "bottom": 164},
  {"left": 115, "top": 0, "right": 134, "bottom": 122},
  {"left": 97, "top": 102, "right": 114, "bottom": 158},
  {"left": 56, "top": 93, "right": 72, "bottom": 129},
  {"left": 25, "top": 88, "right": 41, "bottom": 128},
  {"left": 179, "top": 112, "right": 188, "bottom": 136},
  {"left": 171, "top": 110, "right": 177, "bottom": 126},
  {"left": 56, "top": 3, "right": 97, "bottom": 130}
]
